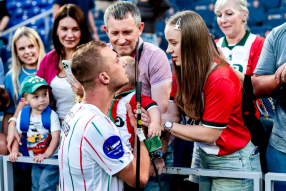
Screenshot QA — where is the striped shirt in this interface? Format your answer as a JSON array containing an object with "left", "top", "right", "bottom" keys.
[{"left": 59, "top": 103, "right": 133, "bottom": 191}]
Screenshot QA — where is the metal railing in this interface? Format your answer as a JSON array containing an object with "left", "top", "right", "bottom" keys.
[
  {"left": 2, "top": 155, "right": 264, "bottom": 191},
  {"left": 1, "top": 9, "right": 53, "bottom": 46},
  {"left": 2, "top": 156, "right": 58, "bottom": 191},
  {"left": 265, "top": 172, "right": 286, "bottom": 191},
  {"left": 163, "top": 167, "right": 262, "bottom": 191}
]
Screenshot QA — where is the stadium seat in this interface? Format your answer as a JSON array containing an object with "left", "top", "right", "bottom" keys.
[
  {"left": 250, "top": 25, "right": 272, "bottom": 37},
  {"left": 155, "top": 21, "right": 166, "bottom": 33},
  {"left": 93, "top": 9, "right": 104, "bottom": 21},
  {"left": 6, "top": 1, "right": 18, "bottom": 13},
  {"left": 265, "top": 0, "right": 281, "bottom": 9},
  {"left": 36, "top": 29, "right": 46, "bottom": 44},
  {"left": 176, "top": 0, "right": 195, "bottom": 11},
  {"left": 0, "top": 45, "right": 12, "bottom": 70},
  {"left": 281, "top": 0, "right": 286, "bottom": 7},
  {"left": 29, "top": 6, "right": 41, "bottom": 17},
  {"left": 23, "top": 0, "right": 33, "bottom": 9},
  {"left": 192, "top": 0, "right": 216, "bottom": 28},
  {"left": 263, "top": 8, "right": 286, "bottom": 28},
  {"left": 247, "top": 0, "right": 266, "bottom": 26}
]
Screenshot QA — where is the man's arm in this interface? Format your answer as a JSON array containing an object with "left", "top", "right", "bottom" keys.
[
  {"left": 116, "top": 104, "right": 150, "bottom": 188},
  {"left": 88, "top": 10, "right": 99, "bottom": 41},
  {"left": 0, "top": 16, "right": 9, "bottom": 37},
  {"left": 252, "top": 74, "right": 281, "bottom": 97},
  {"left": 52, "top": 3, "right": 61, "bottom": 18}
]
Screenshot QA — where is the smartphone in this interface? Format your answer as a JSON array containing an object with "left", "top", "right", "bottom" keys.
[{"left": 62, "top": 60, "right": 74, "bottom": 82}]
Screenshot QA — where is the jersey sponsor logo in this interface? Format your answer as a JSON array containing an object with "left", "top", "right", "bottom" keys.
[
  {"left": 115, "top": 116, "right": 125, "bottom": 127},
  {"left": 62, "top": 121, "right": 70, "bottom": 137},
  {"left": 103, "top": 136, "right": 124, "bottom": 159}
]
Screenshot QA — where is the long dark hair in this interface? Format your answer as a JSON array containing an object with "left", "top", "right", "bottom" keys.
[
  {"left": 52, "top": 4, "right": 92, "bottom": 62},
  {"left": 166, "top": 11, "right": 228, "bottom": 120}
]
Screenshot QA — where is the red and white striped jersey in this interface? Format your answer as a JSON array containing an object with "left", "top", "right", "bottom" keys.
[
  {"left": 59, "top": 103, "right": 133, "bottom": 191},
  {"left": 109, "top": 88, "right": 158, "bottom": 151}
]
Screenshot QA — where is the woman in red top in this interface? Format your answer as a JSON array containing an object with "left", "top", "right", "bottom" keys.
[{"left": 162, "top": 11, "right": 261, "bottom": 190}]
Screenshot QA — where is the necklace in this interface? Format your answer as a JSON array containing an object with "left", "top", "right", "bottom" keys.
[{"left": 22, "top": 65, "right": 36, "bottom": 76}]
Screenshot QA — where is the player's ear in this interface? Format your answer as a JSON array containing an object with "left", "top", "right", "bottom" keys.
[{"left": 99, "top": 72, "right": 110, "bottom": 85}]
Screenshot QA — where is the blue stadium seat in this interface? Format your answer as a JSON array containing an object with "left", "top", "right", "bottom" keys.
[
  {"left": 176, "top": 0, "right": 195, "bottom": 11},
  {"left": 36, "top": 29, "right": 46, "bottom": 44},
  {"left": 155, "top": 21, "right": 166, "bottom": 33},
  {"left": 93, "top": 9, "right": 104, "bottom": 21},
  {"left": 95, "top": 20, "right": 106, "bottom": 34},
  {"left": 263, "top": 8, "right": 286, "bottom": 28},
  {"left": 247, "top": 0, "right": 266, "bottom": 26},
  {"left": 23, "top": 0, "right": 33, "bottom": 9},
  {"left": 15, "top": 8, "right": 24, "bottom": 18},
  {"left": 250, "top": 25, "right": 272, "bottom": 37},
  {"left": 265, "top": 0, "right": 281, "bottom": 9},
  {"left": 192, "top": 0, "right": 216, "bottom": 28},
  {"left": 0, "top": 45, "right": 12, "bottom": 70},
  {"left": 6, "top": 1, "right": 18, "bottom": 13},
  {"left": 281, "top": 0, "right": 286, "bottom": 7}
]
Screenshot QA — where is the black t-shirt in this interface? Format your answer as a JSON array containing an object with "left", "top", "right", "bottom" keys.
[{"left": 137, "top": 1, "right": 156, "bottom": 33}]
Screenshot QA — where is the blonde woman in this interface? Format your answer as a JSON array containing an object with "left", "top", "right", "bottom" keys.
[{"left": 2, "top": 27, "right": 45, "bottom": 135}]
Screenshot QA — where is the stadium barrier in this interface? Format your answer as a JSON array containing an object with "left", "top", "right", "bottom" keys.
[
  {"left": 2, "top": 156, "right": 264, "bottom": 191},
  {"left": 265, "top": 172, "right": 286, "bottom": 191},
  {"left": 0, "top": 155, "right": 4, "bottom": 191}
]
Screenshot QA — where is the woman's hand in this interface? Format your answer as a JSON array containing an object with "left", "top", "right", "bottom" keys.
[
  {"left": 7, "top": 121, "right": 21, "bottom": 153},
  {"left": 66, "top": 73, "right": 84, "bottom": 96}
]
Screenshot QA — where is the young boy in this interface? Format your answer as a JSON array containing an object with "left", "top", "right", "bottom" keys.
[
  {"left": 109, "top": 56, "right": 161, "bottom": 151},
  {"left": 9, "top": 75, "right": 61, "bottom": 191}
]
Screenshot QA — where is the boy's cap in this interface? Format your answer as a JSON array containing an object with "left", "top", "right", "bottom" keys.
[{"left": 20, "top": 75, "right": 51, "bottom": 97}]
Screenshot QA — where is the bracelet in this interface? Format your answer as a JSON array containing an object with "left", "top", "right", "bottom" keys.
[{"left": 8, "top": 117, "right": 17, "bottom": 124}]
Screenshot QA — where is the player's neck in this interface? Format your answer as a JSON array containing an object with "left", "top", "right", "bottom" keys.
[{"left": 82, "top": 89, "right": 114, "bottom": 116}]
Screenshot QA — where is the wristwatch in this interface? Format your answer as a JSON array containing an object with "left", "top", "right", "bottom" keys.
[
  {"left": 8, "top": 117, "right": 17, "bottom": 124},
  {"left": 164, "top": 121, "right": 173, "bottom": 132},
  {"left": 153, "top": 150, "right": 166, "bottom": 160}
]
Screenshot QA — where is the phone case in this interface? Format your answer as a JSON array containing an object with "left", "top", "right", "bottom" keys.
[{"left": 62, "top": 60, "right": 74, "bottom": 82}]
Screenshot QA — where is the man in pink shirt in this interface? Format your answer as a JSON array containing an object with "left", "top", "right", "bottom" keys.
[{"left": 103, "top": 2, "right": 172, "bottom": 190}]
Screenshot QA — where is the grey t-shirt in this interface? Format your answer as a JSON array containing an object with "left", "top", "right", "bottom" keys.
[{"left": 254, "top": 22, "right": 286, "bottom": 153}]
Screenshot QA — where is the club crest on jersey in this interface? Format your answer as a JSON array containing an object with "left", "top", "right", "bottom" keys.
[
  {"left": 115, "top": 116, "right": 125, "bottom": 127},
  {"left": 103, "top": 136, "right": 124, "bottom": 159}
]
